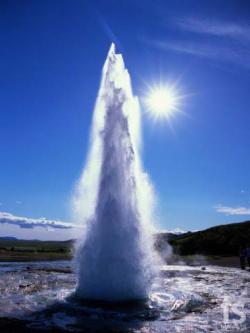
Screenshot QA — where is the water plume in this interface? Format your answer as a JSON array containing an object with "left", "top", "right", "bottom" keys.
[{"left": 73, "top": 44, "right": 158, "bottom": 301}]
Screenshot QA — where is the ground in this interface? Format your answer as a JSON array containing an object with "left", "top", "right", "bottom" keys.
[{"left": 0, "top": 260, "right": 249, "bottom": 332}]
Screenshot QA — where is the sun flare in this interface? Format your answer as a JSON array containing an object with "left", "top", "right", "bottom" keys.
[{"left": 145, "top": 84, "right": 181, "bottom": 119}]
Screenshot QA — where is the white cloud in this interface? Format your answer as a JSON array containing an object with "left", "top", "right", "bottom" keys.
[
  {"left": 215, "top": 204, "right": 250, "bottom": 216},
  {"left": 0, "top": 211, "right": 74, "bottom": 229}
]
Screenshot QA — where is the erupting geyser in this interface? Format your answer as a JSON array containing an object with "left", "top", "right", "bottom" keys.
[{"left": 74, "top": 44, "right": 158, "bottom": 301}]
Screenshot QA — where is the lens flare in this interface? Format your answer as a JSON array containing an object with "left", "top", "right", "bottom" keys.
[{"left": 145, "top": 84, "right": 182, "bottom": 120}]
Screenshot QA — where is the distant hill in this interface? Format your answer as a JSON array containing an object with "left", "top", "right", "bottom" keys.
[
  {"left": 159, "top": 220, "right": 250, "bottom": 256},
  {"left": 0, "top": 237, "right": 17, "bottom": 240}
]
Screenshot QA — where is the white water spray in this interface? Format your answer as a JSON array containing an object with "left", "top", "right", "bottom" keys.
[{"left": 74, "top": 44, "right": 158, "bottom": 301}]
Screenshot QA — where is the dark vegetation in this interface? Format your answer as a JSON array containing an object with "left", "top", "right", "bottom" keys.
[
  {"left": 157, "top": 220, "right": 250, "bottom": 256},
  {"left": 0, "top": 220, "right": 249, "bottom": 261}
]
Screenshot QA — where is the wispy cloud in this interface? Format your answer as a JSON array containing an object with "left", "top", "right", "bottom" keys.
[
  {"left": 0, "top": 211, "right": 74, "bottom": 229},
  {"left": 215, "top": 204, "right": 250, "bottom": 216},
  {"left": 148, "top": 38, "right": 250, "bottom": 69},
  {"left": 173, "top": 17, "right": 250, "bottom": 41},
  {"left": 145, "top": 17, "right": 250, "bottom": 70}
]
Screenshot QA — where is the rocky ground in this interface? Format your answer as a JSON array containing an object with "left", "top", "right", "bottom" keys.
[{"left": 0, "top": 261, "right": 249, "bottom": 332}]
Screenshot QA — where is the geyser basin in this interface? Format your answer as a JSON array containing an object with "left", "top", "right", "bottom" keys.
[
  {"left": 73, "top": 44, "right": 158, "bottom": 301},
  {"left": 0, "top": 262, "right": 249, "bottom": 333}
]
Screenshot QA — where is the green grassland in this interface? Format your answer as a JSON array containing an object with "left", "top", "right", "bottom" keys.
[{"left": 0, "top": 239, "right": 73, "bottom": 261}]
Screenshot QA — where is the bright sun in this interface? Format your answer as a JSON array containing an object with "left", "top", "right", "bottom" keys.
[{"left": 145, "top": 85, "right": 181, "bottom": 119}]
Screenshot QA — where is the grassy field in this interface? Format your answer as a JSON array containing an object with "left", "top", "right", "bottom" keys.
[{"left": 0, "top": 239, "right": 73, "bottom": 261}]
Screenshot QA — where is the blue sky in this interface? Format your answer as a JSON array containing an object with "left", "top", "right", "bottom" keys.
[{"left": 0, "top": 0, "right": 250, "bottom": 240}]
